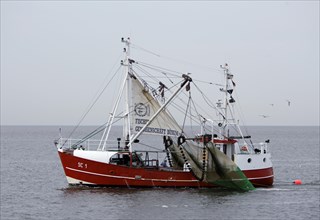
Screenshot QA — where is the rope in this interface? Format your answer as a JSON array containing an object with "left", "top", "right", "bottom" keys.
[
  {"left": 137, "top": 142, "right": 164, "bottom": 152},
  {"left": 131, "top": 43, "right": 161, "bottom": 57},
  {"left": 69, "top": 113, "right": 127, "bottom": 148},
  {"left": 137, "top": 61, "right": 182, "bottom": 77},
  {"left": 70, "top": 124, "right": 107, "bottom": 148},
  {"left": 62, "top": 65, "right": 122, "bottom": 147},
  {"left": 131, "top": 42, "right": 221, "bottom": 73},
  {"left": 181, "top": 91, "right": 192, "bottom": 133}
]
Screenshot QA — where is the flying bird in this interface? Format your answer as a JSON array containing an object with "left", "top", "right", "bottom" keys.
[
  {"left": 259, "top": 115, "right": 270, "bottom": 118},
  {"left": 286, "top": 100, "right": 291, "bottom": 106}
]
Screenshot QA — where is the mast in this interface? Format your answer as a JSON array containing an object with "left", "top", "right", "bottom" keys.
[
  {"left": 121, "top": 37, "right": 132, "bottom": 152},
  {"left": 220, "top": 63, "right": 229, "bottom": 137},
  {"left": 220, "top": 63, "right": 246, "bottom": 142},
  {"left": 98, "top": 37, "right": 131, "bottom": 151}
]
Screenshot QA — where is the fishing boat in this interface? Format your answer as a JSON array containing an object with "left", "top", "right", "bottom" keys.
[{"left": 55, "top": 37, "right": 273, "bottom": 191}]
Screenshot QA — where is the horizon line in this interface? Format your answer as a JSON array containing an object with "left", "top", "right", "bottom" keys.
[{"left": 1, "top": 124, "right": 319, "bottom": 127}]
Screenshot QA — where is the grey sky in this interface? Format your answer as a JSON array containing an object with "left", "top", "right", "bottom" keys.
[{"left": 1, "top": 1, "right": 319, "bottom": 126}]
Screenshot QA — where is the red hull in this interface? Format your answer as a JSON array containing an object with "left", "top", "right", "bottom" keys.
[{"left": 58, "top": 151, "right": 273, "bottom": 188}]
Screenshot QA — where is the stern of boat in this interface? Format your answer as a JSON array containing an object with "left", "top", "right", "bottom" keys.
[{"left": 233, "top": 142, "right": 274, "bottom": 187}]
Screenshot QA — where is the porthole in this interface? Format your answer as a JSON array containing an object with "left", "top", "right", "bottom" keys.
[
  {"left": 247, "top": 158, "right": 251, "bottom": 163},
  {"left": 263, "top": 158, "right": 266, "bottom": 162}
]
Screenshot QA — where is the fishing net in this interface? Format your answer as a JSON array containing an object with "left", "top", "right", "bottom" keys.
[{"left": 168, "top": 139, "right": 255, "bottom": 191}]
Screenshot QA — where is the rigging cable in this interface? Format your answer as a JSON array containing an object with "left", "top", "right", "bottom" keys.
[
  {"left": 133, "top": 66, "right": 225, "bottom": 137},
  {"left": 192, "top": 81, "right": 225, "bottom": 117},
  {"left": 62, "top": 62, "right": 122, "bottom": 148},
  {"left": 137, "top": 142, "right": 164, "bottom": 152},
  {"left": 181, "top": 91, "right": 192, "bottom": 134},
  {"left": 131, "top": 42, "right": 221, "bottom": 73},
  {"left": 139, "top": 61, "right": 222, "bottom": 87},
  {"left": 71, "top": 124, "right": 107, "bottom": 148},
  {"left": 131, "top": 43, "right": 161, "bottom": 57},
  {"left": 71, "top": 113, "right": 125, "bottom": 148},
  {"left": 233, "top": 89, "right": 255, "bottom": 149},
  {"left": 137, "top": 61, "right": 181, "bottom": 77}
]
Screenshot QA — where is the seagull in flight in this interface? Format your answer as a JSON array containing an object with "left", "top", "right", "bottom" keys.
[
  {"left": 286, "top": 100, "right": 291, "bottom": 106},
  {"left": 259, "top": 115, "right": 270, "bottom": 118}
]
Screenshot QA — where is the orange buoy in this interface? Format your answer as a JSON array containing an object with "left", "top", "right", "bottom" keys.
[{"left": 293, "top": 179, "right": 302, "bottom": 185}]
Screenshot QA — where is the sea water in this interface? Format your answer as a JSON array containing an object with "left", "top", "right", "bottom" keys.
[{"left": 1, "top": 126, "right": 319, "bottom": 220}]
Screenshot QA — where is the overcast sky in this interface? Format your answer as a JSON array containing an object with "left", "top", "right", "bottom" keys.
[{"left": 1, "top": 1, "right": 319, "bottom": 126}]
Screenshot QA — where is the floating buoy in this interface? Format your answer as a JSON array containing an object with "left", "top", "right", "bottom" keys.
[{"left": 293, "top": 179, "right": 302, "bottom": 185}]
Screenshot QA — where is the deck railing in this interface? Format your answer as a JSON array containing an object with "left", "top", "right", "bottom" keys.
[{"left": 56, "top": 138, "right": 119, "bottom": 151}]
